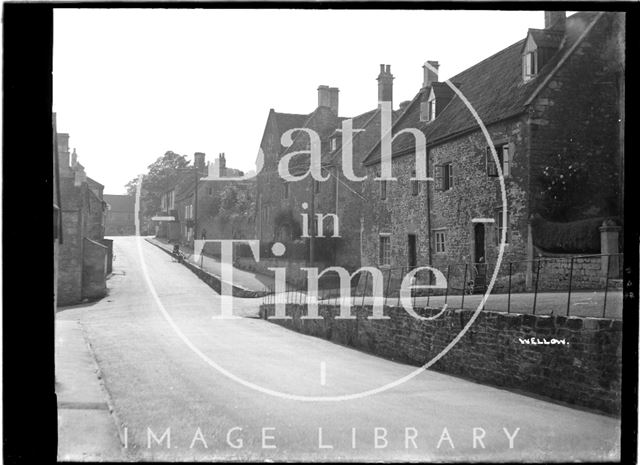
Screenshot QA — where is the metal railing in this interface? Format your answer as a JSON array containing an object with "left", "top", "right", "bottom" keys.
[{"left": 259, "top": 254, "right": 623, "bottom": 319}]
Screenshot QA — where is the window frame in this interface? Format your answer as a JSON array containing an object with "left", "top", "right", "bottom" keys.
[
  {"left": 486, "top": 144, "right": 511, "bottom": 178},
  {"left": 496, "top": 208, "right": 510, "bottom": 245},
  {"left": 434, "top": 230, "right": 447, "bottom": 254},
  {"left": 428, "top": 97, "right": 437, "bottom": 121},
  {"left": 411, "top": 170, "right": 419, "bottom": 196},
  {"left": 379, "top": 179, "right": 387, "bottom": 200},
  {"left": 379, "top": 234, "right": 391, "bottom": 266},
  {"left": 523, "top": 50, "right": 538, "bottom": 81},
  {"left": 435, "top": 163, "right": 453, "bottom": 191}
]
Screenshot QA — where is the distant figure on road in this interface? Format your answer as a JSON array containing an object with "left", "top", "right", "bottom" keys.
[
  {"left": 201, "top": 229, "right": 207, "bottom": 240},
  {"left": 172, "top": 244, "right": 180, "bottom": 259}
]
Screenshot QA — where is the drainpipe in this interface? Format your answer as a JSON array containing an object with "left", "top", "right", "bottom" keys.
[
  {"left": 309, "top": 176, "right": 315, "bottom": 267},
  {"left": 426, "top": 149, "right": 433, "bottom": 267}
]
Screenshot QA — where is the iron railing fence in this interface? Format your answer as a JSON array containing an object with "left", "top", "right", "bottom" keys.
[{"left": 259, "top": 254, "right": 623, "bottom": 319}]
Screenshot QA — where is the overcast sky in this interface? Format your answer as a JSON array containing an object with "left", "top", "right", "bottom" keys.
[{"left": 53, "top": 9, "right": 547, "bottom": 194}]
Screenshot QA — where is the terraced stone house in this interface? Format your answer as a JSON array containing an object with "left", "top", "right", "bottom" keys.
[{"left": 360, "top": 11, "right": 624, "bottom": 290}]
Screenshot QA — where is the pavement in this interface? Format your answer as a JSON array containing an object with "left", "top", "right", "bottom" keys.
[
  {"left": 55, "top": 236, "right": 621, "bottom": 461},
  {"left": 147, "top": 236, "right": 275, "bottom": 291},
  {"left": 55, "top": 320, "right": 124, "bottom": 461},
  {"left": 148, "top": 236, "right": 622, "bottom": 319}
]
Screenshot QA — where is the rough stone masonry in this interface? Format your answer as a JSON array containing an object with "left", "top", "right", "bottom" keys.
[{"left": 260, "top": 303, "right": 621, "bottom": 415}]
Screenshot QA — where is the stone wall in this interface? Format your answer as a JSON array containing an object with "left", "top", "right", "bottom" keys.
[
  {"left": 260, "top": 303, "right": 621, "bottom": 414},
  {"left": 86, "top": 188, "right": 106, "bottom": 240},
  {"left": 360, "top": 117, "right": 530, "bottom": 273},
  {"left": 82, "top": 238, "right": 108, "bottom": 300},
  {"left": 146, "top": 238, "right": 267, "bottom": 298},
  {"left": 105, "top": 211, "right": 135, "bottom": 235},
  {"left": 236, "top": 257, "right": 309, "bottom": 287},
  {"left": 528, "top": 13, "right": 623, "bottom": 222},
  {"left": 535, "top": 256, "right": 607, "bottom": 291},
  {"left": 58, "top": 210, "right": 83, "bottom": 306}
]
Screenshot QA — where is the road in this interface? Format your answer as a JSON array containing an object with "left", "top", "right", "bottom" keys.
[
  {"left": 57, "top": 236, "right": 620, "bottom": 461},
  {"left": 151, "top": 237, "right": 622, "bottom": 319}
]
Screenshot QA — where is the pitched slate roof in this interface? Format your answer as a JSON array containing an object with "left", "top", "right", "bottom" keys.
[
  {"left": 326, "top": 107, "right": 402, "bottom": 167},
  {"left": 325, "top": 107, "right": 378, "bottom": 164},
  {"left": 272, "top": 111, "right": 308, "bottom": 135},
  {"left": 431, "top": 81, "right": 456, "bottom": 105},
  {"left": 281, "top": 106, "right": 346, "bottom": 173},
  {"left": 363, "top": 11, "right": 601, "bottom": 166},
  {"left": 526, "top": 28, "right": 564, "bottom": 50}
]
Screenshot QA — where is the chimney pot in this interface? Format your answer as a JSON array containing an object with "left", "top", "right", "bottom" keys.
[
  {"left": 194, "top": 152, "right": 206, "bottom": 173},
  {"left": 318, "top": 85, "right": 331, "bottom": 109},
  {"left": 318, "top": 85, "right": 339, "bottom": 115},
  {"left": 545, "top": 11, "right": 566, "bottom": 30},
  {"left": 377, "top": 63, "right": 394, "bottom": 108},
  {"left": 423, "top": 61, "right": 440, "bottom": 89}
]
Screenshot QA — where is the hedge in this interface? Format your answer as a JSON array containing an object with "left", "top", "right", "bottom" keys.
[{"left": 531, "top": 216, "right": 607, "bottom": 253}]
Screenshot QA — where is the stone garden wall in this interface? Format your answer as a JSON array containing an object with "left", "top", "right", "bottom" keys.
[{"left": 260, "top": 303, "right": 622, "bottom": 415}]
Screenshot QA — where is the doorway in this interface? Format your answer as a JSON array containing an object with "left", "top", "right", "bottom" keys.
[
  {"left": 474, "top": 224, "right": 485, "bottom": 263},
  {"left": 473, "top": 223, "right": 487, "bottom": 292},
  {"left": 408, "top": 234, "right": 417, "bottom": 269}
]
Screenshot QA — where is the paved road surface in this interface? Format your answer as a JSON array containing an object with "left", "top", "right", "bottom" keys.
[{"left": 57, "top": 236, "right": 620, "bottom": 461}]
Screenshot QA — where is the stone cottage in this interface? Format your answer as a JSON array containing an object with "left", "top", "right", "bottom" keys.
[
  {"left": 104, "top": 194, "right": 137, "bottom": 235},
  {"left": 157, "top": 152, "right": 252, "bottom": 246},
  {"left": 360, "top": 11, "right": 624, "bottom": 291},
  {"left": 254, "top": 71, "right": 404, "bottom": 277},
  {"left": 56, "top": 131, "right": 111, "bottom": 306}
]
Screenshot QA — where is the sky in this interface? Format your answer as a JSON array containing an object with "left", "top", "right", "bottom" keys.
[{"left": 53, "top": 9, "right": 547, "bottom": 194}]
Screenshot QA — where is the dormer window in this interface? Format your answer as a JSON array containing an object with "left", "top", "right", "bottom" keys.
[
  {"left": 523, "top": 50, "right": 538, "bottom": 81},
  {"left": 420, "top": 87, "right": 438, "bottom": 122},
  {"left": 428, "top": 97, "right": 437, "bottom": 121}
]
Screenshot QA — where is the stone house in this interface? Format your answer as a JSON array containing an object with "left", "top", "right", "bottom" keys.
[
  {"left": 157, "top": 152, "right": 252, "bottom": 246},
  {"left": 56, "top": 132, "right": 111, "bottom": 306},
  {"left": 104, "top": 194, "right": 137, "bottom": 235},
  {"left": 53, "top": 113, "right": 63, "bottom": 310},
  {"left": 360, "top": 11, "right": 624, "bottom": 290},
  {"left": 254, "top": 71, "right": 403, "bottom": 277}
]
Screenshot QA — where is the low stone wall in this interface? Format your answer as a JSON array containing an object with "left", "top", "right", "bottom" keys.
[
  {"left": 536, "top": 257, "right": 606, "bottom": 291},
  {"left": 236, "top": 257, "right": 309, "bottom": 287},
  {"left": 146, "top": 239, "right": 268, "bottom": 298},
  {"left": 259, "top": 303, "right": 622, "bottom": 415},
  {"left": 82, "top": 237, "right": 108, "bottom": 301}
]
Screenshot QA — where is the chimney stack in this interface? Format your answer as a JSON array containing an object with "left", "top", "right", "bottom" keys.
[
  {"left": 377, "top": 64, "right": 394, "bottom": 108},
  {"left": 57, "top": 133, "right": 70, "bottom": 172},
  {"left": 328, "top": 87, "right": 339, "bottom": 116},
  {"left": 318, "top": 86, "right": 340, "bottom": 116},
  {"left": 216, "top": 153, "right": 227, "bottom": 176},
  {"left": 194, "top": 152, "right": 206, "bottom": 173},
  {"left": 71, "top": 148, "right": 78, "bottom": 167},
  {"left": 422, "top": 60, "right": 440, "bottom": 89},
  {"left": 544, "top": 11, "right": 566, "bottom": 31},
  {"left": 318, "top": 85, "right": 330, "bottom": 108},
  {"left": 318, "top": 85, "right": 339, "bottom": 115}
]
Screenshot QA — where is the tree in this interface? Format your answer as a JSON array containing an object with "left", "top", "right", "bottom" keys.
[
  {"left": 216, "top": 183, "right": 256, "bottom": 238},
  {"left": 125, "top": 151, "right": 190, "bottom": 217}
]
